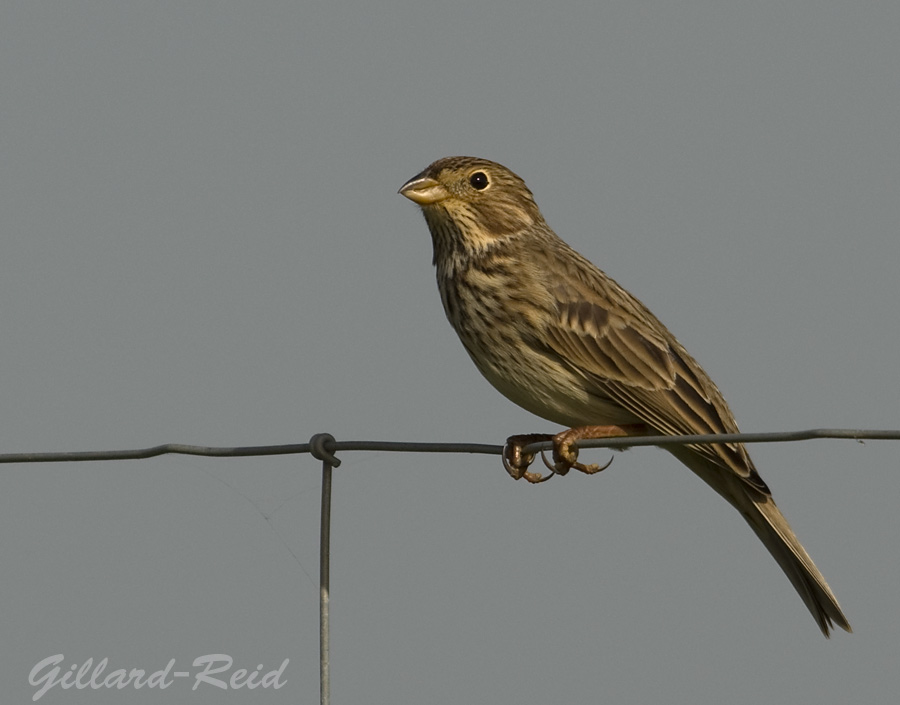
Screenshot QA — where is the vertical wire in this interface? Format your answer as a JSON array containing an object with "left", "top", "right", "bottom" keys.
[
  {"left": 309, "top": 432, "right": 340, "bottom": 705},
  {"left": 319, "top": 457, "right": 332, "bottom": 705}
]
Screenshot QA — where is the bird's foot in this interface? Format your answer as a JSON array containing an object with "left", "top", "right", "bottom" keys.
[
  {"left": 544, "top": 424, "right": 650, "bottom": 477},
  {"left": 504, "top": 425, "right": 649, "bottom": 482},
  {"left": 503, "top": 434, "right": 555, "bottom": 483}
]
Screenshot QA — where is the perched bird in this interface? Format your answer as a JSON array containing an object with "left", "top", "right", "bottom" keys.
[{"left": 399, "top": 156, "right": 850, "bottom": 636}]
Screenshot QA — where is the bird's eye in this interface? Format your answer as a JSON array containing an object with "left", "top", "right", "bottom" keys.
[{"left": 469, "top": 171, "right": 489, "bottom": 190}]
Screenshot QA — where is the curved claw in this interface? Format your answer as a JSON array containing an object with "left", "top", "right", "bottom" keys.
[
  {"left": 539, "top": 449, "right": 560, "bottom": 478},
  {"left": 589, "top": 455, "right": 616, "bottom": 474},
  {"left": 501, "top": 447, "right": 527, "bottom": 479},
  {"left": 550, "top": 438, "right": 616, "bottom": 476},
  {"left": 526, "top": 467, "right": 556, "bottom": 483},
  {"left": 558, "top": 453, "right": 616, "bottom": 476}
]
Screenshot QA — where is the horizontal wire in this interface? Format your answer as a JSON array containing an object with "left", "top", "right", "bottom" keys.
[
  {"left": 0, "top": 428, "right": 896, "bottom": 465},
  {"left": 534, "top": 427, "right": 900, "bottom": 451}
]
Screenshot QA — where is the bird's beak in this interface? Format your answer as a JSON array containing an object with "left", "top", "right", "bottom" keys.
[{"left": 398, "top": 174, "right": 450, "bottom": 205}]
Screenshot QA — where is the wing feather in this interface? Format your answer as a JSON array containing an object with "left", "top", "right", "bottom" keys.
[{"left": 545, "top": 277, "right": 768, "bottom": 493}]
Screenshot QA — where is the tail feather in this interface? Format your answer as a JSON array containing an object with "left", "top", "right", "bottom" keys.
[
  {"left": 671, "top": 447, "right": 851, "bottom": 636},
  {"left": 742, "top": 496, "right": 851, "bottom": 637}
]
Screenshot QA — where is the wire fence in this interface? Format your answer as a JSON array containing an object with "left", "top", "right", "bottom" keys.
[
  {"left": 3, "top": 427, "right": 897, "bottom": 465},
  {"left": 6, "top": 427, "right": 898, "bottom": 705}
]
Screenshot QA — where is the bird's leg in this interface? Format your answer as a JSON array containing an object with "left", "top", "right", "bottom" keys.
[
  {"left": 503, "top": 434, "right": 556, "bottom": 483},
  {"left": 504, "top": 424, "right": 650, "bottom": 482},
  {"left": 547, "top": 424, "right": 650, "bottom": 476}
]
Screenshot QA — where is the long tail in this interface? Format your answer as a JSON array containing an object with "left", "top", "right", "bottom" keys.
[
  {"left": 672, "top": 447, "right": 851, "bottom": 636},
  {"left": 741, "top": 494, "right": 851, "bottom": 637}
]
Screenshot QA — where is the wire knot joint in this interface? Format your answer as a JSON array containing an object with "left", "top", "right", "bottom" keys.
[{"left": 309, "top": 433, "right": 341, "bottom": 467}]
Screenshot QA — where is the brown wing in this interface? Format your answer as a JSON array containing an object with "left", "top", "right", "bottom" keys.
[{"left": 544, "top": 275, "right": 770, "bottom": 494}]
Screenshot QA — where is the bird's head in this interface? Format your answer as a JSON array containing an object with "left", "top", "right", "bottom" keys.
[{"left": 399, "top": 157, "right": 544, "bottom": 260}]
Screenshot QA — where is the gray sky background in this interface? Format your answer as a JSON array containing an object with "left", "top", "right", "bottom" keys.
[{"left": 2, "top": 2, "right": 898, "bottom": 703}]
